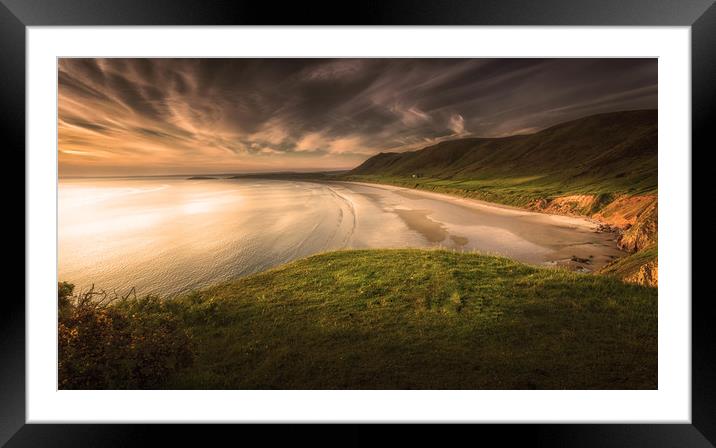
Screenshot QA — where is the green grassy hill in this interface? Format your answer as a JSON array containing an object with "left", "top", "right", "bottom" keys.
[
  {"left": 346, "top": 109, "right": 656, "bottom": 205},
  {"left": 160, "top": 249, "right": 656, "bottom": 389}
]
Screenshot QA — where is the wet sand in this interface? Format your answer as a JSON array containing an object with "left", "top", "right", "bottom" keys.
[{"left": 392, "top": 209, "right": 450, "bottom": 243}]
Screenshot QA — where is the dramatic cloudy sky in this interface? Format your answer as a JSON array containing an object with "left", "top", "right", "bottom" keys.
[{"left": 58, "top": 58, "right": 657, "bottom": 176}]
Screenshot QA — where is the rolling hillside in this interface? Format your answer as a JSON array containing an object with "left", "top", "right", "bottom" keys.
[
  {"left": 344, "top": 110, "right": 658, "bottom": 285},
  {"left": 165, "top": 249, "right": 657, "bottom": 389},
  {"left": 349, "top": 110, "right": 656, "bottom": 196}
]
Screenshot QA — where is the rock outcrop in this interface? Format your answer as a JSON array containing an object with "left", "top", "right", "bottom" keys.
[
  {"left": 530, "top": 193, "right": 658, "bottom": 286},
  {"left": 594, "top": 195, "right": 657, "bottom": 253},
  {"left": 623, "top": 258, "right": 658, "bottom": 287}
]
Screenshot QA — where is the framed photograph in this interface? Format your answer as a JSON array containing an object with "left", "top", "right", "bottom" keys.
[{"left": 5, "top": 0, "right": 712, "bottom": 445}]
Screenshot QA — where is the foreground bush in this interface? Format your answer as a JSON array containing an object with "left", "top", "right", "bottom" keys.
[{"left": 58, "top": 282, "right": 193, "bottom": 389}]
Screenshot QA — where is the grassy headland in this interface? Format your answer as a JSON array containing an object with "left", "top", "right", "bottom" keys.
[{"left": 152, "top": 249, "right": 656, "bottom": 389}]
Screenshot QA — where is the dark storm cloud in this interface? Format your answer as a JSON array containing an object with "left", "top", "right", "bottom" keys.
[{"left": 58, "top": 58, "right": 657, "bottom": 175}]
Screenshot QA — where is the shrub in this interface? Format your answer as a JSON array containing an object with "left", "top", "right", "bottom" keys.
[{"left": 58, "top": 283, "right": 194, "bottom": 389}]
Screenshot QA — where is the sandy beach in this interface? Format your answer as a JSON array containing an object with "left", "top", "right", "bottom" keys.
[{"left": 327, "top": 181, "right": 623, "bottom": 270}]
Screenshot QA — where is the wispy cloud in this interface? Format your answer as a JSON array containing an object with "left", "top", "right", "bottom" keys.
[
  {"left": 448, "top": 114, "right": 466, "bottom": 135},
  {"left": 58, "top": 58, "right": 657, "bottom": 176}
]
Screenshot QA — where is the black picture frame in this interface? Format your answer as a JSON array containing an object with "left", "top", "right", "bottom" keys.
[{"left": 2, "top": 0, "right": 711, "bottom": 446}]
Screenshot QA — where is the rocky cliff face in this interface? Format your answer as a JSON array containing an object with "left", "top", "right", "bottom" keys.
[
  {"left": 527, "top": 195, "right": 601, "bottom": 216},
  {"left": 623, "top": 258, "right": 658, "bottom": 287},
  {"left": 594, "top": 195, "right": 657, "bottom": 253},
  {"left": 529, "top": 194, "right": 658, "bottom": 286}
]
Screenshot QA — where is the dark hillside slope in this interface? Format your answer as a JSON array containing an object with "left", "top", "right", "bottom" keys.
[{"left": 349, "top": 110, "right": 656, "bottom": 197}]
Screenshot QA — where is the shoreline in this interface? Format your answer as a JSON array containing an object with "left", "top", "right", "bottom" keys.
[
  {"left": 327, "top": 177, "right": 657, "bottom": 286},
  {"left": 319, "top": 179, "right": 625, "bottom": 272},
  {"left": 336, "top": 179, "right": 619, "bottom": 230},
  {"left": 337, "top": 179, "right": 609, "bottom": 228}
]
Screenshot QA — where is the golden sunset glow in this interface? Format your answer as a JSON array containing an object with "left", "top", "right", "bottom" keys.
[{"left": 58, "top": 58, "right": 657, "bottom": 177}]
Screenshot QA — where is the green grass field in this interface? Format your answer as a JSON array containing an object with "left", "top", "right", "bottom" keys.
[{"left": 161, "top": 249, "right": 657, "bottom": 389}]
